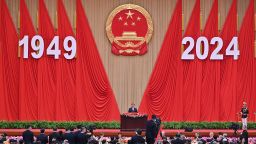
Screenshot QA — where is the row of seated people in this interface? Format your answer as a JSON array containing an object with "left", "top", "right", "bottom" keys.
[{"left": 0, "top": 126, "right": 251, "bottom": 144}]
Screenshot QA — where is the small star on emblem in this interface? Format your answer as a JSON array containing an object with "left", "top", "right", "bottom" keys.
[
  {"left": 125, "top": 10, "right": 134, "bottom": 19},
  {"left": 131, "top": 22, "right": 136, "bottom": 26},
  {"left": 118, "top": 16, "right": 123, "bottom": 21},
  {"left": 137, "top": 16, "right": 141, "bottom": 21},
  {"left": 124, "top": 22, "right": 128, "bottom": 26}
]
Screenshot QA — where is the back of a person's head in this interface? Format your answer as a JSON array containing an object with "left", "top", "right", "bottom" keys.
[
  {"left": 59, "top": 130, "right": 63, "bottom": 135},
  {"left": 76, "top": 125, "right": 81, "bottom": 130},
  {"left": 40, "top": 128, "right": 45, "bottom": 134},
  {"left": 136, "top": 129, "right": 142, "bottom": 136},
  {"left": 53, "top": 128, "right": 57, "bottom": 132},
  {"left": 19, "top": 139, "right": 24, "bottom": 144},
  {"left": 26, "top": 125, "right": 32, "bottom": 130},
  {"left": 176, "top": 133, "right": 181, "bottom": 138},
  {"left": 152, "top": 115, "right": 157, "bottom": 119}
]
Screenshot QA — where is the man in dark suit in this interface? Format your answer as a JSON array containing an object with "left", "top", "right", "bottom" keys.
[
  {"left": 22, "top": 125, "right": 34, "bottom": 144},
  {"left": 128, "top": 103, "right": 138, "bottom": 113},
  {"left": 171, "top": 133, "right": 185, "bottom": 144},
  {"left": 77, "top": 127, "right": 89, "bottom": 144},
  {"left": 146, "top": 115, "right": 158, "bottom": 144},
  {"left": 63, "top": 128, "right": 75, "bottom": 144},
  {"left": 129, "top": 129, "right": 145, "bottom": 144},
  {"left": 74, "top": 125, "right": 81, "bottom": 144},
  {"left": 49, "top": 128, "right": 60, "bottom": 143},
  {"left": 36, "top": 129, "right": 48, "bottom": 144}
]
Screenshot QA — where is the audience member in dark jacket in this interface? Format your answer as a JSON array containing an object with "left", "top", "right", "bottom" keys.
[
  {"left": 77, "top": 127, "right": 89, "bottom": 144},
  {"left": 22, "top": 125, "right": 34, "bottom": 144},
  {"left": 0, "top": 133, "right": 7, "bottom": 144},
  {"left": 63, "top": 128, "right": 75, "bottom": 144},
  {"left": 129, "top": 129, "right": 145, "bottom": 144},
  {"left": 49, "top": 128, "right": 60, "bottom": 143},
  {"left": 57, "top": 130, "right": 65, "bottom": 142},
  {"left": 36, "top": 129, "right": 48, "bottom": 144},
  {"left": 74, "top": 125, "right": 82, "bottom": 144}
]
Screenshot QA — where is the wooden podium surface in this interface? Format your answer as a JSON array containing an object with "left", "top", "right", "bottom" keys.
[{"left": 120, "top": 113, "right": 148, "bottom": 131}]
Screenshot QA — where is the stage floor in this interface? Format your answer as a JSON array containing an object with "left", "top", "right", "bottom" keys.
[{"left": 1, "top": 129, "right": 256, "bottom": 137}]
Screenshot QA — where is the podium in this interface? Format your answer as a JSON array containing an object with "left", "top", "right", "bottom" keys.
[{"left": 120, "top": 113, "right": 148, "bottom": 131}]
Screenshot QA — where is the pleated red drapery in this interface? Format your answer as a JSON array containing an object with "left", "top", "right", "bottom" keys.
[
  {"left": 76, "top": 0, "right": 120, "bottom": 121},
  {"left": 182, "top": 0, "right": 201, "bottom": 121},
  {"left": 38, "top": 0, "right": 57, "bottom": 121},
  {"left": 56, "top": 0, "right": 76, "bottom": 121},
  {"left": 237, "top": 0, "right": 254, "bottom": 121},
  {"left": 0, "top": 0, "right": 20, "bottom": 121},
  {"left": 139, "top": 0, "right": 183, "bottom": 121},
  {"left": 200, "top": 0, "right": 220, "bottom": 121},
  {"left": 19, "top": 0, "right": 38, "bottom": 120},
  {"left": 219, "top": 0, "right": 237, "bottom": 121}
]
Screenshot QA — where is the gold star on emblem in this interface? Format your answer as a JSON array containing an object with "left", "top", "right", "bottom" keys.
[
  {"left": 137, "top": 16, "right": 141, "bottom": 21},
  {"left": 125, "top": 10, "right": 134, "bottom": 19},
  {"left": 124, "top": 22, "right": 128, "bottom": 26},
  {"left": 131, "top": 22, "right": 136, "bottom": 26},
  {"left": 118, "top": 16, "right": 123, "bottom": 21}
]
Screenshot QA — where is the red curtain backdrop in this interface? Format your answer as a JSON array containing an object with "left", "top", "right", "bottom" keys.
[
  {"left": 0, "top": 0, "right": 4, "bottom": 118},
  {"left": 55, "top": 0, "right": 76, "bottom": 121},
  {"left": 139, "top": 0, "right": 183, "bottom": 121},
  {"left": 76, "top": 0, "right": 120, "bottom": 121},
  {"left": 38, "top": 0, "right": 57, "bottom": 121},
  {"left": 201, "top": 0, "right": 219, "bottom": 121},
  {"left": 0, "top": 0, "right": 20, "bottom": 121},
  {"left": 237, "top": 0, "right": 254, "bottom": 121},
  {"left": 19, "top": 0, "right": 39, "bottom": 121},
  {"left": 182, "top": 0, "right": 201, "bottom": 121},
  {"left": 219, "top": 0, "right": 237, "bottom": 121}
]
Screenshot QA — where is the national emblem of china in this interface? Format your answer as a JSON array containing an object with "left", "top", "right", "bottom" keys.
[{"left": 106, "top": 4, "right": 153, "bottom": 56}]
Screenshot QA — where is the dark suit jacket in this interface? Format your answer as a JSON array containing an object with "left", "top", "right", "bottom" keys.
[
  {"left": 128, "top": 107, "right": 138, "bottom": 113},
  {"left": 129, "top": 135, "right": 145, "bottom": 144},
  {"left": 146, "top": 120, "right": 157, "bottom": 140},
  {"left": 22, "top": 130, "right": 34, "bottom": 144},
  {"left": 74, "top": 130, "right": 81, "bottom": 144},
  {"left": 49, "top": 132, "right": 60, "bottom": 143},
  {"left": 171, "top": 138, "right": 185, "bottom": 144},
  {"left": 63, "top": 132, "right": 75, "bottom": 144},
  {"left": 76, "top": 132, "right": 89, "bottom": 144},
  {"left": 36, "top": 133, "right": 48, "bottom": 144}
]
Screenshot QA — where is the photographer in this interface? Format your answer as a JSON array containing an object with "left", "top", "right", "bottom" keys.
[{"left": 146, "top": 115, "right": 161, "bottom": 144}]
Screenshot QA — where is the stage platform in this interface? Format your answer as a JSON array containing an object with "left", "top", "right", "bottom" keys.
[{"left": 1, "top": 129, "right": 256, "bottom": 137}]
